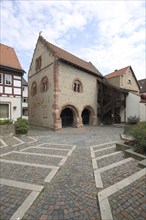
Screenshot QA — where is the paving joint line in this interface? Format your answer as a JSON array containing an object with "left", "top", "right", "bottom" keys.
[
  {"left": 5, "top": 150, "right": 66, "bottom": 158},
  {"left": 90, "top": 141, "right": 117, "bottom": 151},
  {"left": 95, "top": 151, "right": 122, "bottom": 160},
  {"left": 0, "top": 158, "right": 59, "bottom": 169},
  {"left": 12, "top": 136, "right": 25, "bottom": 146},
  {"left": 0, "top": 138, "right": 8, "bottom": 148}
]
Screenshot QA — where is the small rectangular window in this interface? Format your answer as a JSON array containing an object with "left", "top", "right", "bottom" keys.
[
  {"left": 0, "top": 73, "right": 3, "bottom": 84},
  {"left": 23, "top": 97, "right": 28, "bottom": 103},
  {"left": 5, "top": 74, "right": 12, "bottom": 85},
  {"left": 35, "top": 56, "right": 42, "bottom": 71},
  {"left": 22, "top": 108, "right": 28, "bottom": 116},
  {"left": 0, "top": 104, "right": 9, "bottom": 119}
]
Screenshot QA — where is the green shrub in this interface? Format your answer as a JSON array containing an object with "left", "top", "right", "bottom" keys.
[
  {"left": 0, "top": 119, "right": 12, "bottom": 125},
  {"left": 130, "top": 122, "right": 146, "bottom": 154},
  {"left": 14, "top": 118, "right": 29, "bottom": 134},
  {"left": 127, "top": 115, "right": 140, "bottom": 125}
]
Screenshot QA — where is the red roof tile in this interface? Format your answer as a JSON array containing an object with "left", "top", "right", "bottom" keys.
[
  {"left": 39, "top": 36, "right": 102, "bottom": 77},
  {"left": 0, "top": 43, "right": 23, "bottom": 71},
  {"left": 105, "top": 66, "right": 130, "bottom": 79}
]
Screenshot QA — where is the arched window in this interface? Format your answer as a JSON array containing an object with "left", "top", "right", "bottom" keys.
[
  {"left": 73, "top": 80, "right": 82, "bottom": 92},
  {"left": 40, "top": 76, "right": 48, "bottom": 92},
  {"left": 31, "top": 81, "right": 37, "bottom": 96}
]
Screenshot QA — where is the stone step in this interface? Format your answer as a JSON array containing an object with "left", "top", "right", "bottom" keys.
[
  {"left": 93, "top": 151, "right": 125, "bottom": 169},
  {"left": 100, "top": 158, "right": 141, "bottom": 189},
  {"left": 97, "top": 168, "right": 146, "bottom": 220}
]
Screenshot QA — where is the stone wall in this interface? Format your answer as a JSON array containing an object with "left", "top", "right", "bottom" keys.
[{"left": 0, "top": 124, "right": 15, "bottom": 137}]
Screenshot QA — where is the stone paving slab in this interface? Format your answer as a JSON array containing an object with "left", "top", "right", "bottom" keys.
[
  {"left": 39, "top": 143, "right": 75, "bottom": 149},
  {"left": 0, "top": 162, "right": 52, "bottom": 185},
  {"left": 101, "top": 159, "right": 141, "bottom": 188},
  {"left": 0, "top": 136, "right": 23, "bottom": 146},
  {"left": 0, "top": 184, "right": 31, "bottom": 220},
  {"left": 21, "top": 146, "right": 69, "bottom": 156},
  {"left": 15, "top": 136, "right": 37, "bottom": 143},
  {"left": 1, "top": 151, "right": 62, "bottom": 166},
  {"left": 96, "top": 151, "right": 125, "bottom": 168},
  {"left": 94, "top": 146, "right": 116, "bottom": 158}
]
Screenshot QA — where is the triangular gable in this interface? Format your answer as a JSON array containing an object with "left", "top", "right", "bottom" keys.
[
  {"left": 105, "top": 66, "right": 130, "bottom": 79},
  {"left": 39, "top": 35, "right": 103, "bottom": 78},
  {"left": 105, "top": 66, "right": 140, "bottom": 90}
]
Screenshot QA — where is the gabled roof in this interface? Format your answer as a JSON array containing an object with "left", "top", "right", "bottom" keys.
[
  {"left": 0, "top": 43, "right": 24, "bottom": 72},
  {"left": 39, "top": 36, "right": 103, "bottom": 78},
  {"left": 105, "top": 66, "right": 130, "bottom": 79},
  {"left": 138, "top": 78, "right": 146, "bottom": 93}
]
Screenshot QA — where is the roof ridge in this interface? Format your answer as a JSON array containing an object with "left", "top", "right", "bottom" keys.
[
  {"left": 0, "top": 43, "right": 14, "bottom": 50},
  {"left": 40, "top": 36, "right": 92, "bottom": 65}
]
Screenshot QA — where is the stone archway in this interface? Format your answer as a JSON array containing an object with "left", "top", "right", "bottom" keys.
[
  {"left": 81, "top": 106, "right": 95, "bottom": 125},
  {"left": 60, "top": 105, "right": 82, "bottom": 128},
  {"left": 82, "top": 108, "right": 90, "bottom": 125},
  {"left": 60, "top": 108, "right": 74, "bottom": 127}
]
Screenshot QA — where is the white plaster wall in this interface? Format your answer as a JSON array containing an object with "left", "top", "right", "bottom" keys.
[
  {"left": 0, "top": 96, "right": 21, "bottom": 121},
  {"left": 22, "top": 86, "right": 28, "bottom": 98},
  {"left": 140, "top": 103, "right": 146, "bottom": 122},
  {"left": 120, "top": 92, "right": 140, "bottom": 122},
  {"left": 14, "top": 80, "right": 21, "bottom": 87}
]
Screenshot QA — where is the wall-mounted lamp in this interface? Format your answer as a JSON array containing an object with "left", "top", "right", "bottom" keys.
[{"left": 13, "top": 106, "right": 17, "bottom": 110}]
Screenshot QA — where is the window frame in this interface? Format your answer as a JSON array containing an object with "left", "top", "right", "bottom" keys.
[
  {"left": 0, "top": 73, "right": 3, "bottom": 84},
  {"left": 40, "top": 76, "right": 49, "bottom": 92},
  {"left": 35, "top": 56, "right": 42, "bottom": 71},
  {"left": 73, "top": 79, "right": 82, "bottom": 93},
  {"left": 31, "top": 81, "right": 37, "bottom": 96},
  {"left": 5, "top": 74, "right": 12, "bottom": 86}
]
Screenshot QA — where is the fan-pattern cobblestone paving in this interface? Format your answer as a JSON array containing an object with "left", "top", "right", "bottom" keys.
[{"left": 0, "top": 126, "right": 145, "bottom": 220}]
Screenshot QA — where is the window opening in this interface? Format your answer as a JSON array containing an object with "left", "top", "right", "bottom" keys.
[
  {"left": 41, "top": 76, "right": 48, "bottom": 92},
  {"left": 5, "top": 74, "right": 12, "bottom": 85},
  {"left": 35, "top": 56, "right": 42, "bottom": 71},
  {"left": 0, "top": 73, "right": 3, "bottom": 84},
  {"left": 31, "top": 81, "right": 37, "bottom": 96},
  {"left": 73, "top": 80, "right": 82, "bottom": 92}
]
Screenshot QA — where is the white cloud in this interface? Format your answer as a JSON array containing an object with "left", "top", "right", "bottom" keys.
[{"left": 1, "top": 0, "right": 145, "bottom": 80}]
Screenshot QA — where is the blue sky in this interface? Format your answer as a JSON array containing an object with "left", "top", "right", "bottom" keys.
[{"left": 1, "top": 0, "right": 145, "bottom": 81}]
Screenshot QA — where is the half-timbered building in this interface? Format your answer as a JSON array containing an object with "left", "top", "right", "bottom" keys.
[{"left": 0, "top": 44, "right": 25, "bottom": 121}]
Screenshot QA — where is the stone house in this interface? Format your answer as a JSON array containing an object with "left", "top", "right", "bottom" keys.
[
  {"left": 28, "top": 35, "right": 130, "bottom": 129},
  {"left": 0, "top": 44, "right": 25, "bottom": 121},
  {"left": 105, "top": 66, "right": 140, "bottom": 94},
  {"left": 28, "top": 35, "right": 105, "bottom": 130}
]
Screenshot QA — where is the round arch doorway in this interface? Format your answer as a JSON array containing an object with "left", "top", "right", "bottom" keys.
[
  {"left": 60, "top": 108, "right": 74, "bottom": 127},
  {"left": 81, "top": 108, "right": 90, "bottom": 125}
]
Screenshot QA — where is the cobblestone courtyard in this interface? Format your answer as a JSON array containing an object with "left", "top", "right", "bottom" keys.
[{"left": 0, "top": 125, "right": 146, "bottom": 220}]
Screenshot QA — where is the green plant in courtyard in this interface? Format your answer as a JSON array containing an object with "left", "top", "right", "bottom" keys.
[
  {"left": 0, "top": 119, "right": 12, "bottom": 125},
  {"left": 127, "top": 115, "right": 140, "bottom": 125},
  {"left": 14, "top": 118, "right": 29, "bottom": 134},
  {"left": 130, "top": 122, "right": 146, "bottom": 155}
]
